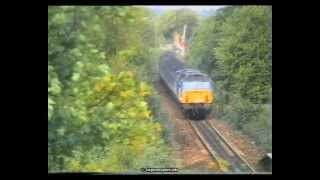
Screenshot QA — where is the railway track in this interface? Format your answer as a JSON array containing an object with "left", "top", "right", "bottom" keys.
[
  {"left": 189, "top": 119, "right": 256, "bottom": 173},
  {"left": 157, "top": 79, "right": 258, "bottom": 173}
]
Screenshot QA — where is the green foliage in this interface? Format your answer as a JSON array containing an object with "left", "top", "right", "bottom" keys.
[
  {"left": 48, "top": 65, "right": 62, "bottom": 121},
  {"left": 187, "top": 6, "right": 237, "bottom": 89},
  {"left": 212, "top": 89, "right": 272, "bottom": 152},
  {"left": 188, "top": 6, "right": 271, "bottom": 104},
  {"left": 242, "top": 104, "right": 272, "bottom": 151},
  {"left": 65, "top": 140, "right": 173, "bottom": 173},
  {"left": 187, "top": 16, "right": 221, "bottom": 72},
  {"left": 48, "top": 6, "right": 174, "bottom": 173},
  {"left": 188, "top": 6, "right": 272, "bottom": 151},
  {"left": 214, "top": 6, "right": 272, "bottom": 103},
  {"left": 148, "top": 93, "right": 174, "bottom": 145},
  {"left": 157, "top": 8, "right": 199, "bottom": 43}
]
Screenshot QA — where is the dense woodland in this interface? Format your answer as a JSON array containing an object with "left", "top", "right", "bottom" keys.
[
  {"left": 48, "top": 6, "right": 272, "bottom": 172},
  {"left": 187, "top": 6, "right": 272, "bottom": 151}
]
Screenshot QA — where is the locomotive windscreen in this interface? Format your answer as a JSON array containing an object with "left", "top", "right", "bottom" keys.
[{"left": 182, "top": 81, "right": 212, "bottom": 90}]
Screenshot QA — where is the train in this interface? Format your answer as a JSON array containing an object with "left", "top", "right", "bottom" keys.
[{"left": 159, "top": 51, "right": 215, "bottom": 119}]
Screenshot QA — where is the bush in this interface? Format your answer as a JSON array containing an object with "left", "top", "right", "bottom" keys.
[
  {"left": 148, "top": 93, "right": 174, "bottom": 145},
  {"left": 212, "top": 89, "right": 272, "bottom": 152},
  {"left": 243, "top": 104, "right": 272, "bottom": 151}
]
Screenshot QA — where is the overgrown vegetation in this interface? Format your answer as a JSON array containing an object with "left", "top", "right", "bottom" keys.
[
  {"left": 156, "top": 8, "right": 200, "bottom": 44},
  {"left": 48, "top": 6, "right": 174, "bottom": 172},
  {"left": 48, "top": 6, "right": 272, "bottom": 173},
  {"left": 188, "top": 6, "right": 272, "bottom": 151}
]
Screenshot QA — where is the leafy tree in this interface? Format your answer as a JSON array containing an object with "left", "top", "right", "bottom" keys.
[
  {"left": 214, "top": 6, "right": 272, "bottom": 103},
  {"left": 157, "top": 8, "right": 199, "bottom": 43},
  {"left": 188, "top": 6, "right": 272, "bottom": 151},
  {"left": 187, "top": 6, "right": 237, "bottom": 84},
  {"left": 48, "top": 6, "right": 174, "bottom": 172},
  {"left": 189, "top": 6, "right": 271, "bottom": 104}
]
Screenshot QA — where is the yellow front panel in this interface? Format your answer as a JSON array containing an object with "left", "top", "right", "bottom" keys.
[{"left": 180, "top": 90, "right": 214, "bottom": 104}]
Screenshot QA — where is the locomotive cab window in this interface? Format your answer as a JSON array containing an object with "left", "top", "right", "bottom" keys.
[{"left": 182, "top": 81, "right": 213, "bottom": 91}]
